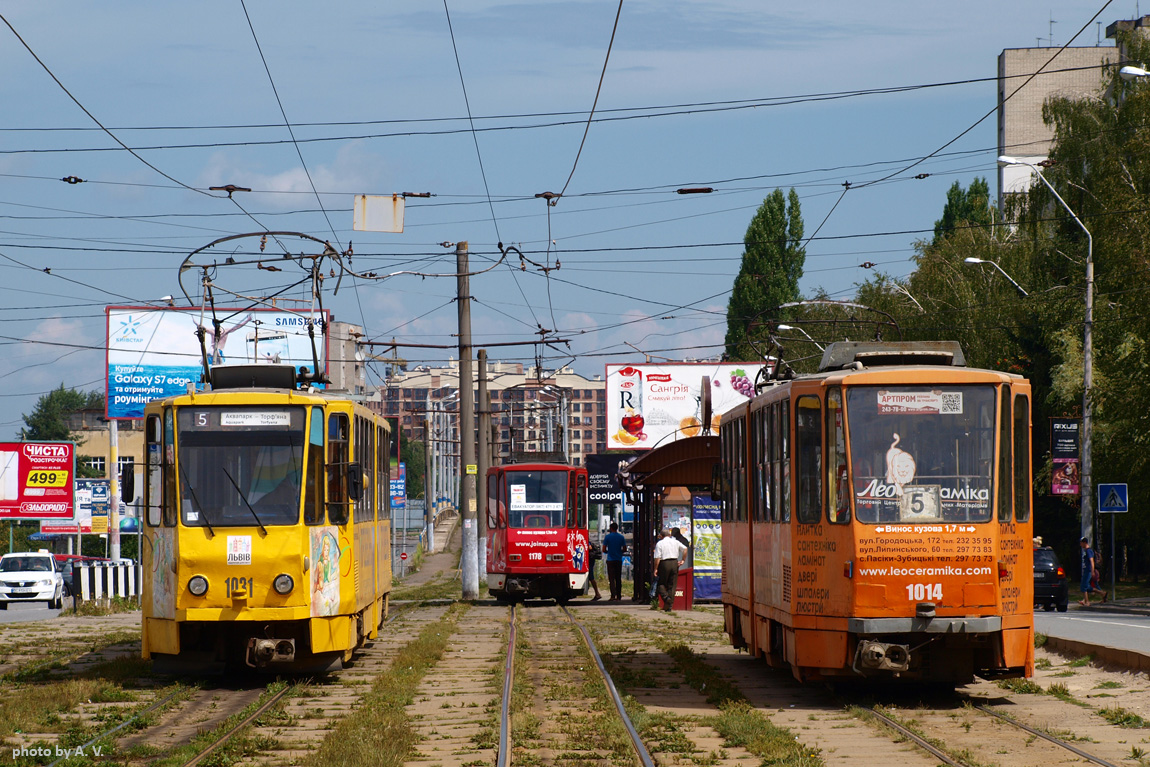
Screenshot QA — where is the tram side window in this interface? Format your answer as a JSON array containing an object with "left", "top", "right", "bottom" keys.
[
  {"left": 576, "top": 473, "right": 587, "bottom": 528},
  {"left": 146, "top": 414, "right": 162, "bottom": 527},
  {"left": 1013, "top": 394, "right": 1031, "bottom": 522},
  {"left": 826, "top": 388, "right": 850, "bottom": 524},
  {"left": 719, "top": 424, "right": 733, "bottom": 522},
  {"left": 567, "top": 475, "right": 577, "bottom": 528},
  {"left": 163, "top": 408, "right": 177, "bottom": 527},
  {"left": 487, "top": 474, "right": 500, "bottom": 529},
  {"left": 751, "top": 409, "right": 764, "bottom": 521},
  {"left": 780, "top": 400, "right": 791, "bottom": 523},
  {"left": 734, "top": 416, "right": 747, "bottom": 522},
  {"left": 796, "top": 396, "right": 822, "bottom": 524},
  {"left": 328, "top": 413, "right": 351, "bottom": 525},
  {"left": 305, "top": 407, "right": 326, "bottom": 525},
  {"left": 378, "top": 425, "right": 391, "bottom": 522},
  {"left": 997, "top": 388, "right": 1013, "bottom": 523},
  {"left": 769, "top": 402, "right": 779, "bottom": 522}
]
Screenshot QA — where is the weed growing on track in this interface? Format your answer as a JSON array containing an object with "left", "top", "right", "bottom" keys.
[
  {"left": 590, "top": 613, "right": 823, "bottom": 766},
  {"left": 996, "top": 678, "right": 1044, "bottom": 694},
  {"left": 1099, "top": 706, "right": 1150, "bottom": 728},
  {"left": 303, "top": 602, "right": 468, "bottom": 767},
  {"left": 64, "top": 597, "right": 140, "bottom": 617}
]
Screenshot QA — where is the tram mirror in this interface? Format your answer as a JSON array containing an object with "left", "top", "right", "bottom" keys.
[
  {"left": 121, "top": 466, "right": 136, "bottom": 504},
  {"left": 347, "top": 463, "right": 365, "bottom": 502}
]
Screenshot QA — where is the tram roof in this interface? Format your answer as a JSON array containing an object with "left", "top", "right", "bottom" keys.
[{"left": 817, "top": 341, "right": 965, "bottom": 372}]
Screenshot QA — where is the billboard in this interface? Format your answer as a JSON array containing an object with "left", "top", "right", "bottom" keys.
[
  {"left": 1051, "top": 418, "right": 1080, "bottom": 496},
  {"left": 41, "top": 478, "right": 108, "bottom": 534},
  {"left": 0, "top": 442, "right": 75, "bottom": 519},
  {"left": 105, "top": 307, "right": 330, "bottom": 419},
  {"left": 604, "top": 363, "right": 767, "bottom": 450},
  {"left": 584, "top": 452, "right": 638, "bottom": 503}
]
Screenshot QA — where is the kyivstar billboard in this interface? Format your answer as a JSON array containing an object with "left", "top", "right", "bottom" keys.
[
  {"left": 106, "top": 307, "right": 329, "bottom": 419},
  {"left": 604, "top": 363, "right": 766, "bottom": 450}
]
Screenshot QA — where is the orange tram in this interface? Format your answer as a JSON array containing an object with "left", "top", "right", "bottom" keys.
[
  {"left": 715, "top": 342, "right": 1034, "bottom": 684},
  {"left": 485, "top": 463, "right": 591, "bottom": 602}
]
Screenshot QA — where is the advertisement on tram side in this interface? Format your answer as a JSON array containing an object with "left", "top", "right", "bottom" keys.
[
  {"left": 604, "top": 362, "right": 767, "bottom": 450},
  {"left": 105, "top": 307, "right": 330, "bottom": 420}
]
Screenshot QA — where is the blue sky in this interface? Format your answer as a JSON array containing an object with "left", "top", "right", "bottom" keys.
[{"left": 0, "top": 1, "right": 1136, "bottom": 436}]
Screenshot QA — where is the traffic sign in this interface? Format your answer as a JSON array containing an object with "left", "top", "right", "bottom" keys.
[
  {"left": 1098, "top": 483, "right": 1128, "bottom": 513},
  {"left": 400, "top": 551, "right": 408, "bottom": 561}
]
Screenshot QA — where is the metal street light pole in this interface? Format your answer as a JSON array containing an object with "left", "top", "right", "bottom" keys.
[
  {"left": 999, "top": 155, "right": 1093, "bottom": 542},
  {"left": 962, "top": 257, "right": 1029, "bottom": 297}
]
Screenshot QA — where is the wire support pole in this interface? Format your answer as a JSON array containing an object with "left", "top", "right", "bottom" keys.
[{"left": 458, "top": 242, "right": 479, "bottom": 599}]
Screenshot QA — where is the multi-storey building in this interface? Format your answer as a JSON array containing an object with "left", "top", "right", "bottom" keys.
[
  {"left": 996, "top": 16, "right": 1150, "bottom": 207},
  {"left": 379, "top": 360, "right": 608, "bottom": 465}
]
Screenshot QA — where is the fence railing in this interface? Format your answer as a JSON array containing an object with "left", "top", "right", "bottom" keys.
[{"left": 73, "top": 562, "right": 140, "bottom": 602}]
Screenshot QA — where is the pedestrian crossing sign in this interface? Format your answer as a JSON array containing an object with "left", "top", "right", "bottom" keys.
[{"left": 1098, "top": 483, "right": 1128, "bottom": 513}]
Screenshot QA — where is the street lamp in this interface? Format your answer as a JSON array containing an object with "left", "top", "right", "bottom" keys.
[
  {"left": 776, "top": 324, "right": 825, "bottom": 351},
  {"left": 963, "top": 257, "right": 1029, "bottom": 297},
  {"left": 998, "top": 154, "right": 1094, "bottom": 542},
  {"left": 1119, "top": 65, "right": 1150, "bottom": 81}
]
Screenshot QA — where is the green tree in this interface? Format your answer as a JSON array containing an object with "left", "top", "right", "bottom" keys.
[
  {"left": 724, "top": 188, "right": 805, "bottom": 360},
  {"left": 20, "top": 385, "right": 103, "bottom": 441},
  {"left": 401, "top": 438, "right": 426, "bottom": 500},
  {"left": 933, "top": 177, "right": 994, "bottom": 244}
]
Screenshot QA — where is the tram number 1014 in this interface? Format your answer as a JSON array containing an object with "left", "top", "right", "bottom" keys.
[{"left": 906, "top": 583, "right": 943, "bottom": 601}]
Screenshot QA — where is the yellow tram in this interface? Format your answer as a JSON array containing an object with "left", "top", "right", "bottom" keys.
[{"left": 138, "top": 365, "right": 392, "bottom": 673}]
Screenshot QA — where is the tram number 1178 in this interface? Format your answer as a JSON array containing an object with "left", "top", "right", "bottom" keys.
[{"left": 906, "top": 583, "right": 943, "bottom": 601}]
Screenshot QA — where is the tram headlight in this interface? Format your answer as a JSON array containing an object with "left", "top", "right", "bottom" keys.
[
  {"left": 273, "top": 574, "right": 294, "bottom": 595},
  {"left": 188, "top": 575, "right": 209, "bottom": 597}
]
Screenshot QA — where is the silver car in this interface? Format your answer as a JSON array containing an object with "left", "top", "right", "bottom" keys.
[{"left": 0, "top": 552, "right": 64, "bottom": 609}]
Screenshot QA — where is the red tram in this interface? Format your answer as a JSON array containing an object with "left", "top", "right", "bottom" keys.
[
  {"left": 485, "top": 463, "right": 591, "bottom": 602},
  {"left": 716, "top": 342, "right": 1034, "bottom": 684}
]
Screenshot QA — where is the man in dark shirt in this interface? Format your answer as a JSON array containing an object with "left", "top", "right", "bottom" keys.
[{"left": 602, "top": 522, "right": 627, "bottom": 601}]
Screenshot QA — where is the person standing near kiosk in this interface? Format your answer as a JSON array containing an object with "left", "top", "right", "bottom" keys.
[
  {"left": 603, "top": 522, "right": 627, "bottom": 601},
  {"left": 653, "top": 528, "right": 687, "bottom": 612}
]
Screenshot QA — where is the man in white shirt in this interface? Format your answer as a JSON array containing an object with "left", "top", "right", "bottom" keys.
[{"left": 653, "top": 528, "right": 688, "bottom": 612}]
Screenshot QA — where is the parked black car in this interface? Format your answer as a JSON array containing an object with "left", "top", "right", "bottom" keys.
[{"left": 1034, "top": 546, "right": 1069, "bottom": 612}]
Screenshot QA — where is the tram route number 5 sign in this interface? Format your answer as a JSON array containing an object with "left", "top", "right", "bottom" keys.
[{"left": 1098, "top": 483, "right": 1128, "bottom": 514}]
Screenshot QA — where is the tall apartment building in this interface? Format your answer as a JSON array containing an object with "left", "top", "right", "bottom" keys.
[
  {"left": 996, "top": 16, "right": 1150, "bottom": 206},
  {"left": 997, "top": 45, "right": 1118, "bottom": 204},
  {"left": 379, "top": 360, "right": 608, "bottom": 465}
]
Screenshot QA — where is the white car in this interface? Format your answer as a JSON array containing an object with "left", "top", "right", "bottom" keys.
[{"left": 0, "top": 551, "right": 64, "bottom": 609}]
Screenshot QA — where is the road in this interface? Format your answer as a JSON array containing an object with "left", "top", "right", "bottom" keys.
[
  {"left": 1035, "top": 608, "right": 1150, "bottom": 657},
  {"left": 0, "top": 602, "right": 62, "bottom": 624}
]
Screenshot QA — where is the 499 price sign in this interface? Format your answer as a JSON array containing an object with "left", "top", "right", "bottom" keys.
[{"left": 0, "top": 442, "right": 75, "bottom": 519}]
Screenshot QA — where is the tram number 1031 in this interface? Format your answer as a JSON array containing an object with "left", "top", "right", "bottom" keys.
[{"left": 906, "top": 583, "right": 943, "bottom": 601}]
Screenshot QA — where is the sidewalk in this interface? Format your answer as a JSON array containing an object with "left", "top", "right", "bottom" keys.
[
  {"left": 394, "top": 508, "right": 460, "bottom": 589},
  {"left": 1071, "top": 595, "right": 1150, "bottom": 616}
]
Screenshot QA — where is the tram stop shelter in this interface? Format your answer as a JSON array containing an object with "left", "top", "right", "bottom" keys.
[{"left": 618, "top": 435, "right": 721, "bottom": 602}]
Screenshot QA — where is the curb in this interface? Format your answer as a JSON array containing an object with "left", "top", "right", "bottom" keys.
[{"left": 1042, "top": 634, "right": 1150, "bottom": 673}]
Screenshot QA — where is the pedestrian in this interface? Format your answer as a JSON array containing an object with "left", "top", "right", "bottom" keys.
[
  {"left": 587, "top": 540, "right": 602, "bottom": 601},
  {"left": 602, "top": 522, "right": 627, "bottom": 601},
  {"left": 1078, "top": 537, "right": 1107, "bottom": 606},
  {"left": 653, "top": 528, "right": 688, "bottom": 612}
]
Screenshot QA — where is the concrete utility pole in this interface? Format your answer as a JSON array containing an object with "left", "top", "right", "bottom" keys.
[
  {"left": 457, "top": 242, "right": 479, "bottom": 599},
  {"left": 477, "top": 349, "right": 490, "bottom": 579},
  {"left": 424, "top": 419, "right": 434, "bottom": 555},
  {"left": 109, "top": 419, "right": 121, "bottom": 562}
]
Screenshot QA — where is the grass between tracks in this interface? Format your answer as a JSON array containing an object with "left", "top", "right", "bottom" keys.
[
  {"left": 303, "top": 601, "right": 469, "bottom": 767},
  {"left": 594, "top": 614, "right": 823, "bottom": 767}
]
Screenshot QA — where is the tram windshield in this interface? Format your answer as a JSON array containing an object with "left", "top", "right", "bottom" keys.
[
  {"left": 846, "top": 386, "right": 995, "bottom": 524},
  {"left": 177, "top": 407, "right": 306, "bottom": 527},
  {"left": 505, "top": 470, "right": 568, "bottom": 529}
]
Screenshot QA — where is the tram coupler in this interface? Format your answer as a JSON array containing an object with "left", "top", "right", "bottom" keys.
[
  {"left": 855, "top": 640, "right": 911, "bottom": 672},
  {"left": 245, "top": 637, "right": 296, "bottom": 667}
]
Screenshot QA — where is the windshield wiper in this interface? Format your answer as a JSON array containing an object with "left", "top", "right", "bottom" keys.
[
  {"left": 179, "top": 463, "right": 214, "bottom": 537},
  {"left": 221, "top": 467, "right": 268, "bottom": 536}
]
